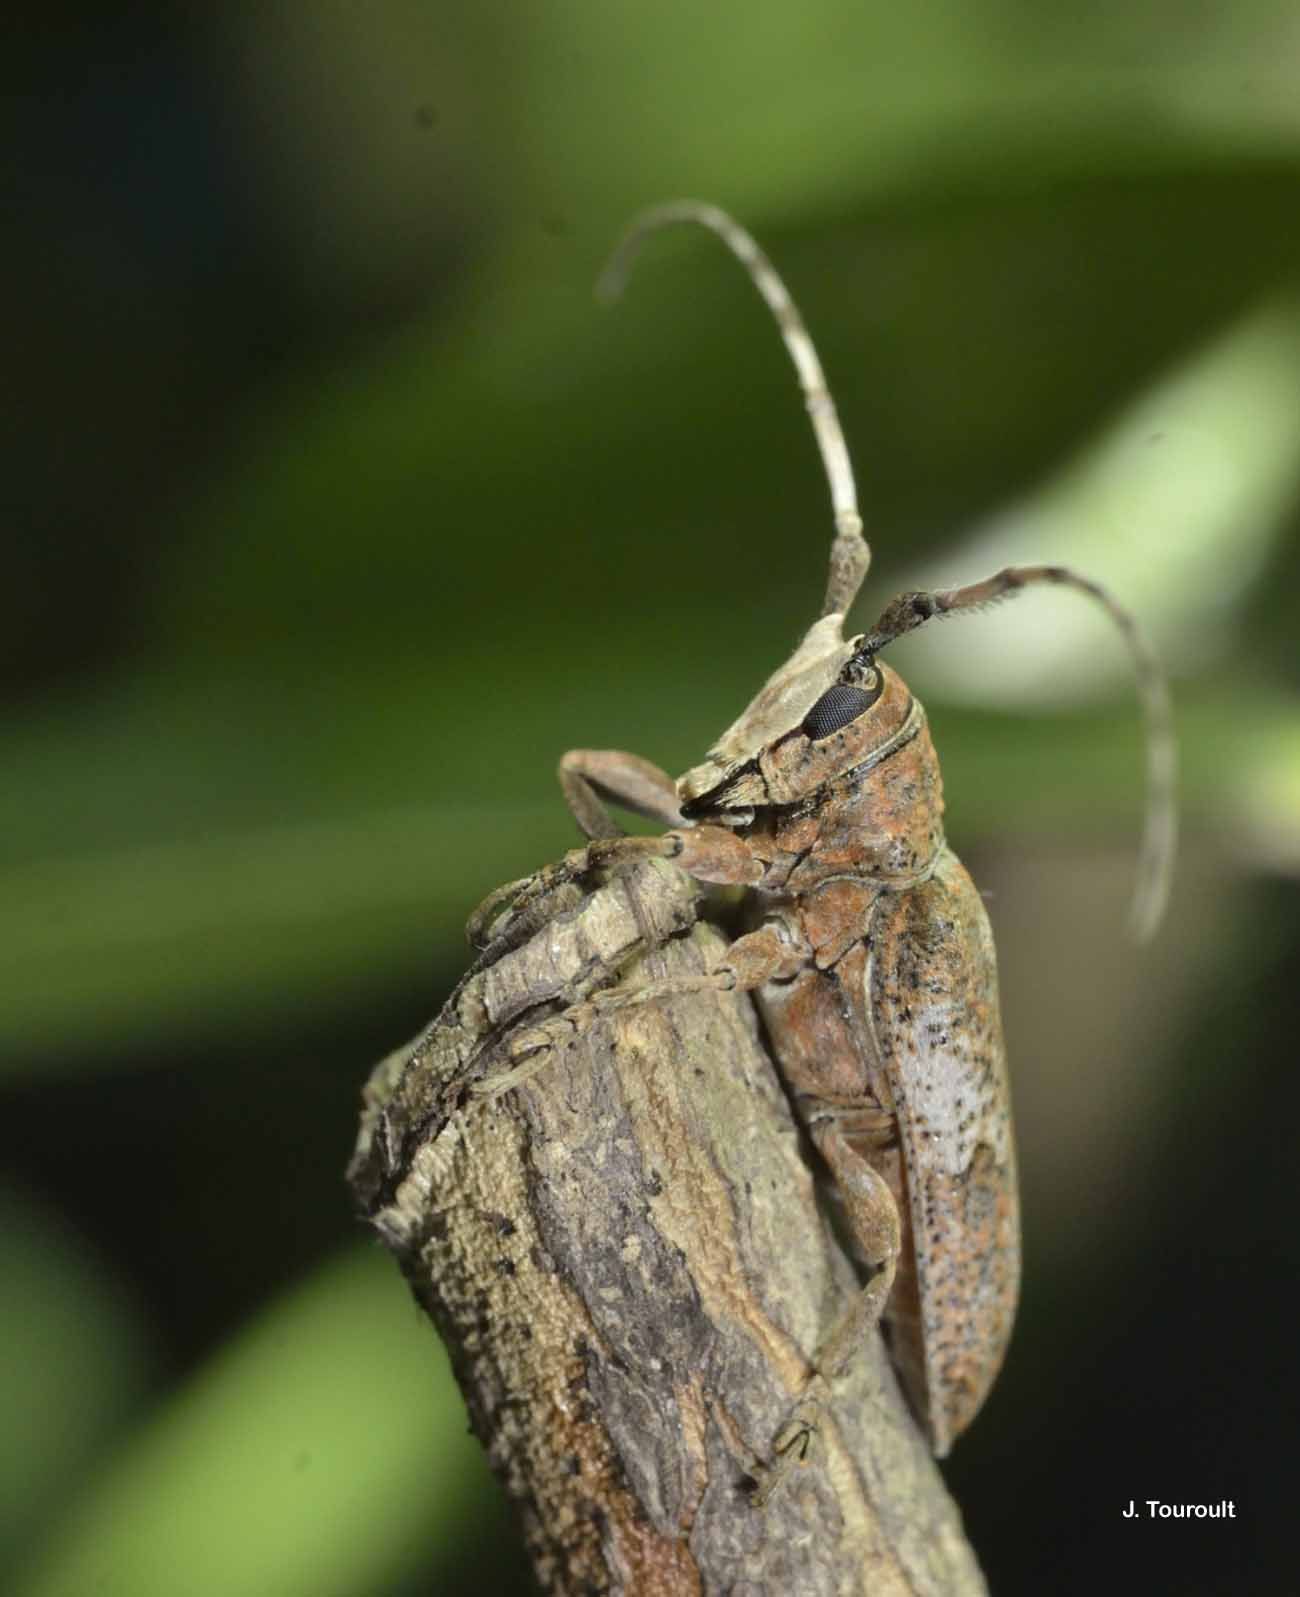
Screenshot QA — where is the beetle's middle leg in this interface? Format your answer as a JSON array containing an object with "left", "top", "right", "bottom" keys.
[
  {"left": 471, "top": 921, "right": 802, "bottom": 1100},
  {"left": 752, "top": 1117, "right": 902, "bottom": 1507}
]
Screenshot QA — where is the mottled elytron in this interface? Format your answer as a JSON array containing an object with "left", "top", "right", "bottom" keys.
[{"left": 469, "top": 202, "right": 1176, "bottom": 1494}]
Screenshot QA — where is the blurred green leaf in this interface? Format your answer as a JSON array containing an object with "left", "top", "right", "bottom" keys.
[
  {"left": 12, "top": 1247, "right": 498, "bottom": 1597},
  {"left": 899, "top": 294, "right": 1300, "bottom": 705},
  {"left": 0, "top": 1189, "right": 152, "bottom": 1563}
]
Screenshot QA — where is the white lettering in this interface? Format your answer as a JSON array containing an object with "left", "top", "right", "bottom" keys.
[{"left": 1142, "top": 1499, "right": 1238, "bottom": 1520}]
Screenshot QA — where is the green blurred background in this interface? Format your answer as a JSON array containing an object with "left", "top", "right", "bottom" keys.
[{"left": 5, "top": 3, "right": 1299, "bottom": 1593}]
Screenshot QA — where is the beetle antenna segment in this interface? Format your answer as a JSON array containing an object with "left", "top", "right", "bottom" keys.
[
  {"left": 859, "top": 564, "right": 1177, "bottom": 942},
  {"left": 597, "top": 201, "right": 869, "bottom": 620}
]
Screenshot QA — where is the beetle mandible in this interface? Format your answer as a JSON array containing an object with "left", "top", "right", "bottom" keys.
[{"left": 469, "top": 201, "right": 1177, "bottom": 1496}]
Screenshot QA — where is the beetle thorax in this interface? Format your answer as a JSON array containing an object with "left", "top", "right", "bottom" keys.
[
  {"left": 680, "top": 660, "right": 947, "bottom": 891},
  {"left": 745, "top": 698, "right": 945, "bottom": 890}
]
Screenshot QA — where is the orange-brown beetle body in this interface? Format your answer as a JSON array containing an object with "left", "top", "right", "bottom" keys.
[
  {"left": 472, "top": 203, "right": 1173, "bottom": 1491},
  {"left": 712, "top": 663, "right": 1018, "bottom": 1454}
]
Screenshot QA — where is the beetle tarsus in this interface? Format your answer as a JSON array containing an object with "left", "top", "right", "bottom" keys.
[{"left": 750, "top": 1397, "right": 825, "bottom": 1510}]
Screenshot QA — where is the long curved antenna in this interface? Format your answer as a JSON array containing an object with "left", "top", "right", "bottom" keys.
[
  {"left": 859, "top": 564, "right": 1177, "bottom": 941},
  {"left": 598, "top": 201, "right": 870, "bottom": 619}
]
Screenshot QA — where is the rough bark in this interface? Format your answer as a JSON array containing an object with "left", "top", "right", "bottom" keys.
[{"left": 348, "top": 856, "right": 987, "bottom": 1596}]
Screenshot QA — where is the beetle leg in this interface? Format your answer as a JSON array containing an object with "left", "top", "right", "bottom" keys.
[
  {"left": 465, "top": 749, "right": 681, "bottom": 951},
  {"left": 466, "top": 835, "right": 673, "bottom": 951},
  {"left": 468, "top": 817, "right": 762, "bottom": 952},
  {"left": 753, "top": 1118, "right": 902, "bottom": 1507},
  {"left": 805, "top": 1119, "right": 902, "bottom": 1377},
  {"left": 559, "top": 748, "right": 686, "bottom": 838},
  {"left": 471, "top": 924, "right": 800, "bottom": 1099}
]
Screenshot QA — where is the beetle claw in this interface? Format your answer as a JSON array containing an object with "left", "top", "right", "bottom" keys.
[{"left": 749, "top": 1397, "right": 825, "bottom": 1510}]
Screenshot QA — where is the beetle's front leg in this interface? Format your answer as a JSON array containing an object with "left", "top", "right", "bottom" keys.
[
  {"left": 469, "top": 819, "right": 763, "bottom": 959},
  {"left": 752, "top": 1119, "right": 902, "bottom": 1507},
  {"left": 467, "top": 749, "right": 709, "bottom": 952},
  {"left": 467, "top": 833, "right": 678, "bottom": 953},
  {"left": 558, "top": 748, "right": 686, "bottom": 838}
]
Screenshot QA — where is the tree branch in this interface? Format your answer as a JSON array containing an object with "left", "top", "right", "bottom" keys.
[{"left": 349, "top": 858, "right": 987, "bottom": 1596}]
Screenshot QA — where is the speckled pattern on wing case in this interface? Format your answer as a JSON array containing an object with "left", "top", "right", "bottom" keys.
[{"left": 864, "top": 848, "right": 1019, "bottom": 1453}]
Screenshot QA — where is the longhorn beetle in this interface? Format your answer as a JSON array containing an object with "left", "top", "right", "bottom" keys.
[{"left": 466, "top": 201, "right": 1177, "bottom": 1499}]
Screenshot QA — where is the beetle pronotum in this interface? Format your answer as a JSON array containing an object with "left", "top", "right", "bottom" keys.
[{"left": 469, "top": 201, "right": 1176, "bottom": 1496}]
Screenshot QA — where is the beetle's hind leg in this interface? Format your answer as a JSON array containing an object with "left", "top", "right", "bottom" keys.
[{"left": 752, "top": 1118, "right": 902, "bottom": 1508}]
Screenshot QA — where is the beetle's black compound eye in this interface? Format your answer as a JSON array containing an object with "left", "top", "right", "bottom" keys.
[{"left": 801, "top": 668, "right": 884, "bottom": 741}]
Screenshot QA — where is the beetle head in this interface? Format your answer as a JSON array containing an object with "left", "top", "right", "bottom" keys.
[{"left": 678, "top": 634, "right": 916, "bottom": 820}]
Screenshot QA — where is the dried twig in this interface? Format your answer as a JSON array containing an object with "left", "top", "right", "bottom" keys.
[{"left": 349, "top": 859, "right": 987, "bottom": 1596}]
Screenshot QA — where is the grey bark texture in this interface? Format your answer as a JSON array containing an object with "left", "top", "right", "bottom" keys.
[{"left": 348, "top": 856, "right": 988, "bottom": 1596}]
